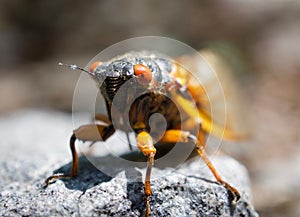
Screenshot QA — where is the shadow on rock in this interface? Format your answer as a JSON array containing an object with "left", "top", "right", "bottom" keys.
[
  {"left": 48, "top": 142, "right": 196, "bottom": 193},
  {"left": 51, "top": 156, "right": 113, "bottom": 192}
]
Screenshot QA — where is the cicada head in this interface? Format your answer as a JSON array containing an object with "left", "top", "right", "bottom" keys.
[
  {"left": 59, "top": 51, "right": 175, "bottom": 115},
  {"left": 89, "top": 52, "right": 174, "bottom": 110},
  {"left": 90, "top": 60, "right": 135, "bottom": 103}
]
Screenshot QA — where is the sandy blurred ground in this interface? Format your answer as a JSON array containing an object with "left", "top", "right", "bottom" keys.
[{"left": 0, "top": 1, "right": 300, "bottom": 217}]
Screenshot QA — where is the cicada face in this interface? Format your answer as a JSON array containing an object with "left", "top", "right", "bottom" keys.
[{"left": 90, "top": 52, "right": 175, "bottom": 112}]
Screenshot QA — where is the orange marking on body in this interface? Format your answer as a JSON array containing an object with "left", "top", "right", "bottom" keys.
[
  {"left": 89, "top": 61, "right": 102, "bottom": 73},
  {"left": 134, "top": 64, "right": 152, "bottom": 85}
]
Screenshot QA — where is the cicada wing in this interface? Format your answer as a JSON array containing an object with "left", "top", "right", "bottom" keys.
[{"left": 175, "top": 49, "right": 248, "bottom": 140}]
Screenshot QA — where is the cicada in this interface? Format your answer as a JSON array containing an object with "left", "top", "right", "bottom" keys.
[{"left": 46, "top": 50, "right": 243, "bottom": 216}]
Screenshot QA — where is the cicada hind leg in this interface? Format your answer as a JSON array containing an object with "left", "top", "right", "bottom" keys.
[
  {"left": 195, "top": 129, "right": 241, "bottom": 201},
  {"left": 160, "top": 129, "right": 240, "bottom": 206},
  {"left": 168, "top": 90, "right": 241, "bottom": 206}
]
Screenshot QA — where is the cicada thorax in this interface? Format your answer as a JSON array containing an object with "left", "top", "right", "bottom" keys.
[{"left": 128, "top": 92, "right": 182, "bottom": 139}]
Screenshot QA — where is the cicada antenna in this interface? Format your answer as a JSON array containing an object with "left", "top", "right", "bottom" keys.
[{"left": 58, "top": 62, "right": 93, "bottom": 75}]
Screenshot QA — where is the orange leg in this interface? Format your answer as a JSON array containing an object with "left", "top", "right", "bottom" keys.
[
  {"left": 160, "top": 129, "right": 240, "bottom": 202},
  {"left": 45, "top": 124, "right": 115, "bottom": 185},
  {"left": 136, "top": 131, "right": 156, "bottom": 217},
  {"left": 45, "top": 133, "right": 78, "bottom": 185}
]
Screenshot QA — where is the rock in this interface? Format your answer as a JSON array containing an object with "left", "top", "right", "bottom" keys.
[{"left": 0, "top": 110, "right": 258, "bottom": 217}]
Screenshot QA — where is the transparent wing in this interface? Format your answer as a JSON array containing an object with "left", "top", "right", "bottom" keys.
[{"left": 175, "top": 48, "right": 248, "bottom": 140}]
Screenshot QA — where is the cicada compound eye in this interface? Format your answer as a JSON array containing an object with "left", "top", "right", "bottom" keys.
[
  {"left": 133, "top": 64, "right": 152, "bottom": 85},
  {"left": 89, "top": 61, "right": 102, "bottom": 73}
]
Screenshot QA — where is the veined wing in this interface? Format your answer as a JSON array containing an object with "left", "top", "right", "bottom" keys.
[{"left": 174, "top": 48, "right": 248, "bottom": 140}]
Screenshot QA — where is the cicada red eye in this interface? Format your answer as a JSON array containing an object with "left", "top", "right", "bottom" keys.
[
  {"left": 89, "top": 61, "right": 102, "bottom": 73},
  {"left": 133, "top": 64, "right": 152, "bottom": 85}
]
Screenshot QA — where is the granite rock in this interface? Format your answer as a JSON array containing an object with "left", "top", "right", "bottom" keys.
[{"left": 0, "top": 110, "right": 258, "bottom": 217}]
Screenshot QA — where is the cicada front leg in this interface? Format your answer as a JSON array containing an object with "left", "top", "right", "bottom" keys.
[
  {"left": 45, "top": 123, "right": 115, "bottom": 186},
  {"left": 45, "top": 133, "right": 78, "bottom": 185},
  {"left": 160, "top": 129, "right": 240, "bottom": 203},
  {"left": 136, "top": 131, "right": 156, "bottom": 217}
]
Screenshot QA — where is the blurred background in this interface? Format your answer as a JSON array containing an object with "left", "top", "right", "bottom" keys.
[{"left": 0, "top": 1, "right": 299, "bottom": 216}]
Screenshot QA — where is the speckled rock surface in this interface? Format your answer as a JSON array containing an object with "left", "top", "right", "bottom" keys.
[{"left": 0, "top": 110, "right": 259, "bottom": 217}]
